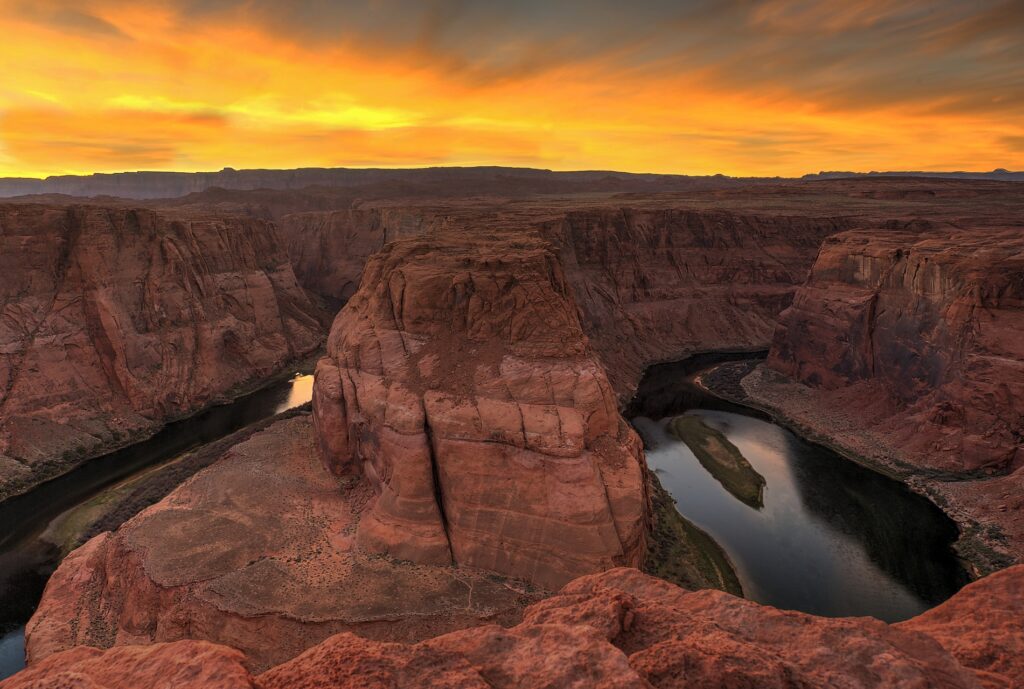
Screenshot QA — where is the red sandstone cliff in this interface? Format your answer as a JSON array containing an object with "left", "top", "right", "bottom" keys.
[
  {"left": 0, "top": 204, "right": 324, "bottom": 500},
  {"left": 542, "top": 209, "right": 852, "bottom": 396},
  {"left": 280, "top": 207, "right": 448, "bottom": 300},
  {"left": 278, "top": 201, "right": 851, "bottom": 399},
  {"left": 767, "top": 229, "right": 1024, "bottom": 475},
  {"left": 729, "top": 228, "right": 1024, "bottom": 565},
  {"left": 9, "top": 566, "right": 1023, "bottom": 688},
  {"left": 312, "top": 230, "right": 649, "bottom": 588}
]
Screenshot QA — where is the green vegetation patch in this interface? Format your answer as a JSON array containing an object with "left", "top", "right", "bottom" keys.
[
  {"left": 668, "top": 415, "right": 766, "bottom": 509},
  {"left": 643, "top": 469, "right": 743, "bottom": 596}
]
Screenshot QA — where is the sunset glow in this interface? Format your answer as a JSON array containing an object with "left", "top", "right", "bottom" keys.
[{"left": 1, "top": 0, "right": 1021, "bottom": 177}]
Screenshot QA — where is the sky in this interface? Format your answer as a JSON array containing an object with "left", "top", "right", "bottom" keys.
[{"left": 0, "top": 0, "right": 1022, "bottom": 178}]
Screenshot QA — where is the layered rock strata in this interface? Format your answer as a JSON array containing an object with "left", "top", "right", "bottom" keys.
[
  {"left": 282, "top": 203, "right": 852, "bottom": 398},
  {"left": 280, "top": 207, "right": 447, "bottom": 300},
  {"left": 9, "top": 566, "right": 1022, "bottom": 688},
  {"left": 768, "top": 229, "right": 1023, "bottom": 475},
  {"left": 312, "top": 231, "right": 650, "bottom": 589},
  {"left": 0, "top": 204, "right": 324, "bottom": 500},
  {"left": 542, "top": 209, "right": 852, "bottom": 396},
  {"left": 736, "top": 228, "right": 1024, "bottom": 563},
  {"left": 25, "top": 414, "right": 539, "bottom": 672}
]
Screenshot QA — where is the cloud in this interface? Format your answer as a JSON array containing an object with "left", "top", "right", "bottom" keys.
[
  {"left": 0, "top": 0, "right": 1020, "bottom": 176},
  {"left": 13, "top": 1, "right": 128, "bottom": 37}
]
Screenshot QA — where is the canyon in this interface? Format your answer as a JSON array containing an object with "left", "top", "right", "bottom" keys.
[
  {"left": 725, "top": 227, "right": 1024, "bottom": 568},
  {"left": 0, "top": 172, "right": 1021, "bottom": 686},
  {"left": 0, "top": 204, "right": 324, "bottom": 502}
]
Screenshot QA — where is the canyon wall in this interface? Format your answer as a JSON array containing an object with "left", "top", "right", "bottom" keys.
[
  {"left": 279, "top": 207, "right": 448, "bottom": 300},
  {"left": 278, "top": 202, "right": 852, "bottom": 398},
  {"left": 543, "top": 209, "right": 852, "bottom": 396},
  {"left": 312, "top": 230, "right": 649, "bottom": 588},
  {"left": 767, "top": 229, "right": 1024, "bottom": 475},
  {"left": 11, "top": 565, "right": 1023, "bottom": 688},
  {"left": 0, "top": 204, "right": 324, "bottom": 500}
]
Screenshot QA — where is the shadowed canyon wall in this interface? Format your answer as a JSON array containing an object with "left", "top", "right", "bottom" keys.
[
  {"left": 768, "top": 229, "right": 1024, "bottom": 475},
  {"left": 0, "top": 204, "right": 324, "bottom": 500},
  {"left": 542, "top": 209, "right": 852, "bottom": 397}
]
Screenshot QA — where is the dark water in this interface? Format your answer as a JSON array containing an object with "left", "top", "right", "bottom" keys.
[
  {"left": 629, "top": 356, "right": 969, "bottom": 622},
  {"left": 0, "top": 372, "right": 314, "bottom": 680}
]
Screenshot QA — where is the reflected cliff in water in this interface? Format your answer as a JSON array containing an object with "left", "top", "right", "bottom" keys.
[{"left": 629, "top": 356, "right": 968, "bottom": 622}]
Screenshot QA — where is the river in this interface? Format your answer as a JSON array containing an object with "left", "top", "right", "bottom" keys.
[{"left": 628, "top": 355, "right": 969, "bottom": 621}]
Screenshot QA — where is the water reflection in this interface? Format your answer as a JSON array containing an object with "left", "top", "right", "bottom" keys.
[{"left": 630, "top": 358, "right": 968, "bottom": 622}]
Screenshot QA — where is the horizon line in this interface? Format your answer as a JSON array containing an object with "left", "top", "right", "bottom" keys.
[{"left": 1, "top": 164, "right": 1021, "bottom": 183}]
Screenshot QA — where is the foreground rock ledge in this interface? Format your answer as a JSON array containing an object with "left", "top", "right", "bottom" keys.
[
  {"left": 8, "top": 566, "right": 1022, "bottom": 688},
  {"left": 312, "top": 231, "right": 649, "bottom": 589},
  {"left": 25, "top": 415, "right": 540, "bottom": 672}
]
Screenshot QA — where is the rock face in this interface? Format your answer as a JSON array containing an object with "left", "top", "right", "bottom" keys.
[
  {"left": 543, "top": 209, "right": 851, "bottom": 397},
  {"left": 279, "top": 203, "right": 849, "bottom": 398},
  {"left": 280, "top": 207, "right": 447, "bottom": 301},
  {"left": 25, "top": 414, "right": 537, "bottom": 673},
  {"left": 767, "top": 229, "right": 1024, "bottom": 475},
  {"left": 731, "top": 228, "right": 1024, "bottom": 565},
  {"left": 11, "top": 566, "right": 1023, "bottom": 688},
  {"left": 900, "top": 565, "right": 1024, "bottom": 688},
  {"left": 0, "top": 641, "right": 254, "bottom": 689},
  {"left": 0, "top": 204, "right": 324, "bottom": 500},
  {"left": 312, "top": 231, "right": 649, "bottom": 589}
]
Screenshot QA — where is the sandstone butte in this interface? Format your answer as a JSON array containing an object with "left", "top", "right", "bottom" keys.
[
  {"left": 0, "top": 203, "right": 324, "bottom": 501},
  {"left": 731, "top": 228, "right": 1024, "bottom": 564},
  {"left": 20, "top": 222, "right": 816, "bottom": 674},
  {"left": 6, "top": 565, "right": 1023, "bottom": 689},
  {"left": 311, "top": 231, "right": 649, "bottom": 587}
]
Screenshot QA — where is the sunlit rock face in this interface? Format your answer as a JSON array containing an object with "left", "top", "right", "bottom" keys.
[
  {"left": 24, "top": 415, "right": 538, "bottom": 672},
  {"left": 312, "top": 230, "right": 650, "bottom": 589},
  {"left": 768, "top": 228, "right": 1024, "bottom": 475},
  {"left": 0, "top": 203, "right": 324, "bottom": 500}
]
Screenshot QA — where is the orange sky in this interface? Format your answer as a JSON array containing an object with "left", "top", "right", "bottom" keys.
[{"left": 1, "top": 0, "right": 1021, "bottom": 178}]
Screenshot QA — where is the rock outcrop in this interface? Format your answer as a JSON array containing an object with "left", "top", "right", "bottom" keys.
[
  {"left": 0, "top": 204, "right": 324, "bottom": 500},
  {"left": 25, "top": 414, "right": 539, "bottom": 672},
  {"left": 900, "top": 564, "right": 1024, "bottom": 688},
  {"left": 9, "top": 566, "right": 1023, "bottom": 688},
  {"left": 768, "top": 229, "right": 1024, "bottom": 475},
  {"left": 732, "top": 228, "right": 1024, "bottom": 564},
  {"left": 1, "top": 641, "right": 254, "bottom": 689},
  {"left": 312, "top": 231, "right": 649, "bottom": 589},
  {"left": 279, "top": 201, "right": 852, "bottom": 398}
]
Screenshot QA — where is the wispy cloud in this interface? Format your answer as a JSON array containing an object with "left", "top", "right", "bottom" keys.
[{"left": 0, "top": 0, "right": 1020, "bottom": 176}]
